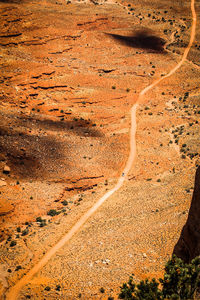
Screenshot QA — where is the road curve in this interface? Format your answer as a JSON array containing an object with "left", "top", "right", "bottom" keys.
[{"left": 6, "top": 0, "right": 196, "bottom": 298}]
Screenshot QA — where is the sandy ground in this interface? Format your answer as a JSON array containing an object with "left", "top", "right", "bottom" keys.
[{"left": 0, "top": 0, "right": 200, "bottom": 298}]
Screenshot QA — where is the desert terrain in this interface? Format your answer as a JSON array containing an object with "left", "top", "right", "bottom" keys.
[{"left": 0, "top": 0, "right": 200, "bottom": 298}]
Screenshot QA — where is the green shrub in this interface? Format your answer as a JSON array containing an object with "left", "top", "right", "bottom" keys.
[
  {"left": 15, "top": 265, "right": 22, "bottom": 271},
  {"left": 47, "top": 209, "right": 57, "bottom": 216},
  {"left": 61, "top": 200, "right": 68, "bottom": 206},
  {"left": 47, "top": 209, "right": 60, "bottom": 217},
  {"left": 36, "top": 217, "right": 42, "bottom": 222},
  {"left": 21, "top": 228, "right": 29, "bottom": 236},
  {"left": 118, "top": 256, "right": 200, "bottom": 300},
  {"left": 161, "top": 256, "right": 200, "bottom": 299},
  {"left": 56, "top": 285, "right": 61, "bottom": 291},
  {"left": 10, "top": 240, "right": 17, "bottom": 247},
  {"left": 16, "top": 227, "right": 21, "bottom": 233},
  {"left": 36, "top": 216, "right": 47, "bottom": 227},
  {"left": 100, "top": 287, "right": 105, "bottom": 293}
]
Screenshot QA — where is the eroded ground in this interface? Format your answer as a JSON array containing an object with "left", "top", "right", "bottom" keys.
[{"left": 0, "top": 0, "right": 200, "bottom": 298}]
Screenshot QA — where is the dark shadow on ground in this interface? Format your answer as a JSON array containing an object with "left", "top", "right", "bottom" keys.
[
  {"left": 0, "top": 113, "right": 103, "bottom": 180},
  {"left": 26, "top": 115, "right": 103, "bottom": 138},
  {"left": 106, "top": 30, "right": 166, "bottom": 53},
  {"left": 173, "top": 166, "right": 200, "bottom": 263},
  {"left": 0, "top": 0, "right": 23, "bottom": 3},
  {"left": 0, "top": 126, "right": 65, "bottom": 180}
]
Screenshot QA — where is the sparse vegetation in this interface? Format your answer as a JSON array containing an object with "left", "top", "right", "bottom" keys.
[{"left": 1, "top": 2, "right": 200, "bottom": 299}]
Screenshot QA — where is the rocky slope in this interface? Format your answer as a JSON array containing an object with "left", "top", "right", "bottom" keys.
[{"left": 173, "top": 166, "right": 200, "bottom": 263}]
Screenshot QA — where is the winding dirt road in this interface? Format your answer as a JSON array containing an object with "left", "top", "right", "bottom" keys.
[{"left": 6, "top": 0, "right": 197, "bottom": 298}]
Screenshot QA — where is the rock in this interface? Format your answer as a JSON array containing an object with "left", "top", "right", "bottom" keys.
[
  {"left": 0, "top": 200, "right": 13, "bottom": 216},
  {"left": 0, "top": 154, "right": 5, "bottom": 161},
  {"left": 0, "top": 180, "right": 7, "bottom": 187},
  {"left": 102, "top": 259, "right": 110, "bottom": 264},
  {"left": 89, "top": 262, "right": 93, "bottom": 267},
  {"left": 3, "top": 165, "right": 10, "bottom": 174},
  {"left": 173, "top": 166, "right": 200, "bottom": 262}
]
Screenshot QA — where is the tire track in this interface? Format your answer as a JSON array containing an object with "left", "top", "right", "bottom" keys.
[{"left": 6, "top": 0, "right": 196, "bottom": 298}]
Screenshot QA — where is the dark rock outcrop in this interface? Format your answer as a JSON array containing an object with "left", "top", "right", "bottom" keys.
[{"left": 173, "top": 166, "right": 200, "bottom": 262}]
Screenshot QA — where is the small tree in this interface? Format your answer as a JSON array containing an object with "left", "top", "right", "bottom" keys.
[
  {"left": 118, "top": 256, "right": 200, "bottom": 300},
  {"left": 161, "top": 256, "right": 200, "bottom": 299}
]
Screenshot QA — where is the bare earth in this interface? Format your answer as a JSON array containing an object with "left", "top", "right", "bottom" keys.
[{"left": 0, "top": 0, "right": 200, "bottom": 298}]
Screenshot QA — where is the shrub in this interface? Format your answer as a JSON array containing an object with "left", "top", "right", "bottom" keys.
[
  {"left": 21, "top": 228, "right": 29, "bottom": 236},
  {"left": 56, "top": 285, "right": 61, "bottom": 291},
  {"left": 118, "top": 256, "right": 200, "bottom": 300},
  {"left": 47, "top": 209, "right": 60, "bottom": 217},
  {"left": 161, "top": 256, "right": 200, "bottom": 299},
  {"left": 15, "top": 265, "right": 22, "bottom": 271},
  {"left": 99, "top": 287, "right": 105, "bottom": 293},
  {"left": 36, "top": 217, "right": 47, "bottom": 227},
  {"left": 10, "top": 240, "right": 17, "bottom": 247},
  {"left": 61, "top": 200, "right": 68, "bottom": 206},
  {"left": 40, "top": 220, "right": 47, "bottom": 227}
]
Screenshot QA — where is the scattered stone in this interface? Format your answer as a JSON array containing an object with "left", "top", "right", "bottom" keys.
[
  {"left": 0, "top": 201, "right": 13, "bottom": 216},
  {"left": 95, "top": 260, "right": 100, "bottom": 264},
  {"left": 102, "top": 259, "right": 110, "bottom": 264},
  {"left": 89, "top": 262, "right": 93, "bottom": 267},
  {"left": 0, "top": 154, "right": 5, "bottom": 161},
  {"left": 3, "top": 165, "right": 10, "bottom": 174},
  {"left": 0, "top": 180, "right": 7, "bottom": 187}
]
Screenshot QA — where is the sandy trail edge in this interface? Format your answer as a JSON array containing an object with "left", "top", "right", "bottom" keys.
[{"left": 6, "top": 0, "right": 196, "bottom": 298}]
